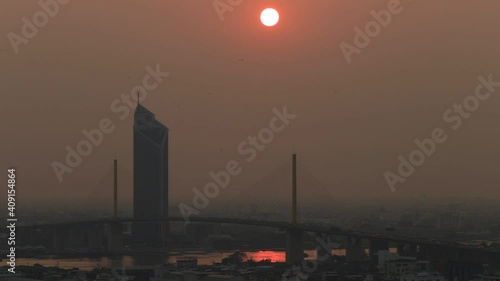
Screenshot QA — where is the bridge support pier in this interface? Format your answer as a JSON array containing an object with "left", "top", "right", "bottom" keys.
[
  {"left": 369, "top": 239, "right": 389, "bottom": 266},
  {"left": 397, "top": 243, "right": 418, "bottom": 257},
  {"left": 315, "top": 233, "right": 334, "bottom": 262},
  {"left": 70, "top": 226, "right": 87, "bottom": 249},
  {"left": 106, "top": 223, "right": 123, "bottom": 252},
  {"left": 398, "top": 244, "right": 418, "bottom": 257},
  {"left": 286, "top": 229, "right": 304, "bottom": 265},
  {"left": 346, "top": 236, "right": 364, "bottom": 262},
  {"left": 87, "top": 224, "right": 103, "bottom": 250},
  {"left": 447, "top": 261, "right": 483, "bottom": 281},
  {"left": 17, "top": 228, "right": 36, "bottom": 247},
  {"left": 132, "top": 222, "right": 167, "bottom": 246},
  {"left": 52, "top": 226, "right": 71, "bottom": 253}
]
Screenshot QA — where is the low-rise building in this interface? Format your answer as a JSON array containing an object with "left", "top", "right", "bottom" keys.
[{"left": 400, "top": 272, "right": 447, "bottom": 281}]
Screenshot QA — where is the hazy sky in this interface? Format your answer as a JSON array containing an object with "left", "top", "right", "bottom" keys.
[{"left": 1, "top": 0, "right": 500, "bottom": 210}]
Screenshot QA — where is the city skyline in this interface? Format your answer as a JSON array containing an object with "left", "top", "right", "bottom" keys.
[
  {"left": 1, "top": 1, "right": 500, "bottom": 279},
  {"left": 2, "top": 1, "right": 500, "bottom": 208}
]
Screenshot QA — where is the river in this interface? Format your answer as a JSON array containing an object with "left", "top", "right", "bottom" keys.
[{"left": 16, "top": 249, "right": 349, "bottom": 270}]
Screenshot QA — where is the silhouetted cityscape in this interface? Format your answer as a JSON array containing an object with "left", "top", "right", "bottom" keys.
[{"left": 2, "top": 1, "right": 500, "bottom": 281}]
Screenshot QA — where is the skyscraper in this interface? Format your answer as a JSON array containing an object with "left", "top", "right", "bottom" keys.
[{"left": 133, "top": 103, "right": 169, "bottom": 245}]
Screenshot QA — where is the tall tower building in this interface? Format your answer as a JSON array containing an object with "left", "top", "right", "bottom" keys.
[{"left": 133, "top": 104, "right": 169, "bottom": 245}]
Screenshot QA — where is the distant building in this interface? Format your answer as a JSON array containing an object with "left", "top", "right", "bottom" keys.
[
  {"left": 439, "top": 211, "right": 465, "bottom": 230},
  {"left": 471, "top": 273, "right": 500, "bottom": 281},
  {"left": 176, "top": 257, "right": 198, "bottom": 269},
  {"left": 400, "top": 272, "right": 447, "bottom": 281},
  {"left": 385, "top": 258, "right": 419, "bottom": 281},
  {"left": 155, "top": 271, "right": 245, "bottom": 281},
  {"left": 379, "top": 209, "right": 402, "bottom": 226},
  {"left": 133, "top": 104, "right": 169, "bottom": 245},
  {"left": 465, "top": 228, "right": 492, "bottom": 236},
  {"left": 375, "top": 250, "right": 429, "bottom": 281}
]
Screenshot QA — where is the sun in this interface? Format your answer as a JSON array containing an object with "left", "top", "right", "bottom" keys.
[{"left": 260, "top": 8, "right": 279, "bottom": 27}]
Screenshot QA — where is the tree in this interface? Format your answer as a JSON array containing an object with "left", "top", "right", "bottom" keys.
[{"left": 222, "top": 251, "right": 247, "bottom": 265}]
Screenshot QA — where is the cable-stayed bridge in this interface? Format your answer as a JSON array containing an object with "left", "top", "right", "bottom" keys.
[{"left": 14, "top": 154, "right": 500, "bottom": 274}]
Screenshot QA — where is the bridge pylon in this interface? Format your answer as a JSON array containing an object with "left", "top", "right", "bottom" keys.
[
  {"left": 292, "top": 153, "right": 297, "bottom": 224},
  {"left": 286, "top": 153, "right": 304, "bottom": 264}
]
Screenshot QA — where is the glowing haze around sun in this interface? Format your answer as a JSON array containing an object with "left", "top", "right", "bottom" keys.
[{"left": 260, "top": 8, "right": 279, "bottom": 27}]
